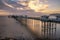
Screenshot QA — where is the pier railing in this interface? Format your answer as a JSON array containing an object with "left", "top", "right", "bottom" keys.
[{"left": 12, "top": 15, "right": 58, "bottom": 40}]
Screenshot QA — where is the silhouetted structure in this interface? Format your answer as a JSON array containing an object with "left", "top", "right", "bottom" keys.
[{"left": 12, "top": 14, "right": 60, "bottom": 40}]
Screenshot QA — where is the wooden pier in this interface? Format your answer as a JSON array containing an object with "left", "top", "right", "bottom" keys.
[{"left": 12, "top": 15, "right": 59, "bottom": 40}]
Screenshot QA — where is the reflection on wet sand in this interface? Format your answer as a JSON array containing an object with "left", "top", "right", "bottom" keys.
[
  {"left": 12, "top": 16, "right": 60, "bottom": 40},
  {"left": 1, "top": 15, "right": 60, "bottom": 40},
  {"left": 27, "top": 19, "right": 57, "bottom": 39}
]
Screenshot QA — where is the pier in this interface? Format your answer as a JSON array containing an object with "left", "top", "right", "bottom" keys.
[
  {"left": 0, "top": 0, "right": 60, "bottom": 40},
  {"left": 12, "top": 15, "right": 59, "bottom": 40},
  {"left": 0, "top": 15, "right": 60, "bottom": 40}
]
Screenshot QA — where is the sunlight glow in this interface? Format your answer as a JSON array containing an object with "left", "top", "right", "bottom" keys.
[{"left": 28, "top": 0, "right": 48, "bottom": 12}]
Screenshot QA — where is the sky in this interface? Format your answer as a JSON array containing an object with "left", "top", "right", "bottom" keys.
[
  {"left": 12, "top": 0, "right": 60, "bottom": 13},
  {"left": 0, "top": 0, "right": 60, "bottom": 16},
  {"left": 45, "top": 0, "right": 60, "bottom": 13}
]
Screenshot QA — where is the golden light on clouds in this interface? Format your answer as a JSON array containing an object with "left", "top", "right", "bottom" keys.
[
  {"left": 41, "top": 10, "right": 60, "bottom": 14},
  {"left": 28, "top": 0, "right": 48, "bottom": 12}
]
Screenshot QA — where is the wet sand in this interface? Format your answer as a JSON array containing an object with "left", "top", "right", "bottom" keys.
[{"left": 0, "top": 16, "right": 35, "bottom": 39}]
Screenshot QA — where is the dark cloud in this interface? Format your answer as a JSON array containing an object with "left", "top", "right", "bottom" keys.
[
  {"left": 0, "top": 0, "right": 5, "bottom": 8},
  {"left": 0, "top": 0, "right": 3, "bottom": 5}
]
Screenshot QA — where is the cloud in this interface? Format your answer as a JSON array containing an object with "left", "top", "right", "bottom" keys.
[
  {"left": 0, "top": 0, "right": 5, "bottom": 8},
  {"left": 2, "top": 0, "right": 14, "bottom": 8},
  {"left": 0, "top": 0, "right": 49, "bottom": 15},
  {"left": 44, "top": 0, "right": 48, "bottom": 2},
  {"left": 40, "top": 9, "right": 60, "bottom": 14},
  {"left": 1, "top": 0, "right": 48, "bottom": 12},
  {"left": 16, "top": 0, "right": 49, "bottom": 12},
  {"left": 27, "top": 0, "right": 48, "bottom": 12}
]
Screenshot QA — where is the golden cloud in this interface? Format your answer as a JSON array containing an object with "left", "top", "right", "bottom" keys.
[
  {"left": 41, "top": 10, "right": 60, "bottom": 14},
  {"left": 28, "top": 0, "right": 48, "bottom": 12}
]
